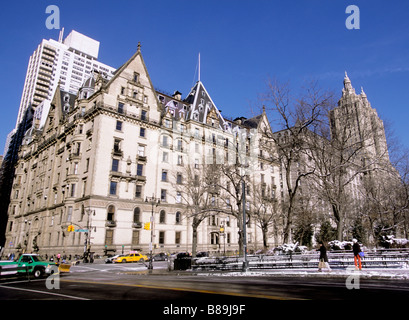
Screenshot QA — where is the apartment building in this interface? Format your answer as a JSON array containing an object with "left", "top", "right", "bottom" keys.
[
  {"left": 3, "top": 45, "right": 280, "bottom": 257},
  {"left": 4, "top": 30, "right": 116, "bottom": 156}
]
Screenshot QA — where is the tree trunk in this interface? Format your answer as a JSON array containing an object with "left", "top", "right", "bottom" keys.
[
  {"left": 262, "top": 226, "right": 268, "bottom": 250},
  {"left": 283, "top": 202, "right": 293, "bottom": 243},
  {"left": 237, "top": 214, "right": 244, "bottom": 255},
  {"left": 191, "top": 218, "right": 200, "bottom": 257}
]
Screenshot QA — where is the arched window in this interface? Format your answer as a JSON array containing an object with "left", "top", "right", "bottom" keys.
[
  {"left": 159, "top": 210, "right": 166, "bottom": 224},
  {"left": 107, "top": 205, "right": 115, "bottom": 221},
  {"left": 175, "top": 211, "right": 181, "bottom": 224},
  {"left": 133, "top": 207, "right": 141, "bottom": 223}
]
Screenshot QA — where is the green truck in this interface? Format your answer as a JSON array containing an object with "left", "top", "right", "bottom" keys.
[{"left": 0, "top": 254, "right": 57, "bottom": 278}]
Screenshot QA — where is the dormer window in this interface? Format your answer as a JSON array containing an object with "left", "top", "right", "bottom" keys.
[{"left": 133, "top": 73, "right": 139, "bottom": 83}]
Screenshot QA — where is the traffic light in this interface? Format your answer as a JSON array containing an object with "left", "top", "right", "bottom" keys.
[
  {"left": 144, "top": 222, "right": 151, "bottom": 230},
  {"left": 67, "top": 225, "right": 75, "bottom": 232}
]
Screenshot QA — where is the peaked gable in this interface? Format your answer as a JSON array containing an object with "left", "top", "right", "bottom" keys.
[
  {"left": 103, "top": 45, "right": 161, "bottom": 121},
  {"left": 42, "top": 86, "right": 76, "bottom": 134},
  {"left": 185, "top": 81, "right": 228, "bottom": 130}
]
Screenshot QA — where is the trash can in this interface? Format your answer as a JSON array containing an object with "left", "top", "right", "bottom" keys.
[{"left": 173, "top": 253, "right": 192, "bottom": 270}]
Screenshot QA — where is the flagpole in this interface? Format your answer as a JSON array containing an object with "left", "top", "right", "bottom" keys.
[{"left": 198, "top": 52, "right": 201, "bottom": 82}]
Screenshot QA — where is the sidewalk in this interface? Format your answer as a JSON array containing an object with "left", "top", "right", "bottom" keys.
[
  {"left": 187, "top": 267, "right": 409, "bottom": 280},
  {"left": 82, "top": 258, "right": 409, "bottom": 280}
]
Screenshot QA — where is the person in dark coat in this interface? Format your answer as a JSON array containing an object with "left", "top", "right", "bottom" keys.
[
  {"left": 352, "top": 239, "right": 362, "bottom": 270},
  {"left": 317, "top": 242, "right": 331, "bottom": 272}
]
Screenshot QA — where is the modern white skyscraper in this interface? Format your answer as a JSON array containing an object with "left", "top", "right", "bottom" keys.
[{"left": 15, "top": 29, "right": 116, "bottom": 130}]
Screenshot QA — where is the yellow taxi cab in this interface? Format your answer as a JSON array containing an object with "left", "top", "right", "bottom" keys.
[{"left": 113, "top": 252, "right": 148, "bottom": 263}]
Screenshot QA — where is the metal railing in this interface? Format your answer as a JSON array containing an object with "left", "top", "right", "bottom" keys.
[{"left": 191, "top": 249, "right": 409, "bottom": 271}]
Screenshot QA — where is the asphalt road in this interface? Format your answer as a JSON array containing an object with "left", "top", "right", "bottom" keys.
[{"left": 1, "top": 261, "right": 409, "bottom": 317}]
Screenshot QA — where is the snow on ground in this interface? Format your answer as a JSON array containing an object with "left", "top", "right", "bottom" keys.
[{"left": 192, "top": 268, "right": 409, "bottom": 280}]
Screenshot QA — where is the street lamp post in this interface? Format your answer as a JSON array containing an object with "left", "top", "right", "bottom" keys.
[
  {"left": 145, "top": 195, "right": 160, "bottom": 271},
  {"left": 83, "top": 208, "right": 95, "bottom": 263}
]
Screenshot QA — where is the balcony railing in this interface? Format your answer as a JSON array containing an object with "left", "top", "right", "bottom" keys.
[{"left": 106, "top": 220, "right": 117, "bottom": 227}]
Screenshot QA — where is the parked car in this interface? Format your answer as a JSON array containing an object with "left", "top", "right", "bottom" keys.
[
  {"left": 150, "top": 253, "right": 168, "bottom": 261},
  {"left": 113, "top": 253, "right": 148, "bottom": 263},
  {"left": 105, "top": 254, "right": 124, "bottom": 263},
  {"left": 196, "top": 251, "right": 209, "bottom": 257}
]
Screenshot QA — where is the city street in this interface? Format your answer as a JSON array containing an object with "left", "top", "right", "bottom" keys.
[
  {"left": 1, "top": 260, "right": 409, "bottom": 318},
  {"left": 1, "top": 260, "right": 409, "bottom": 301}
]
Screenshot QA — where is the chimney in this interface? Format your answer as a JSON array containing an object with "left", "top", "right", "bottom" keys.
[{"left": 172, "top": 91, "right": 182, "bottom": 100}]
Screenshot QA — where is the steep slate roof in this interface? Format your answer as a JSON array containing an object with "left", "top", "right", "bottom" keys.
[{"left": 185, "top": 80, "right": 227, "bottom": 128}]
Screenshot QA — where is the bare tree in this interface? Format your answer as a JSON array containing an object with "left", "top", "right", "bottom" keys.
[
  {"left": 251, "top": 183, "right": 281, "bottom": 250},
  {"left": 260, "top": 78, "right": 333, "bottom": 243},
  {"left": 172, "top": 164, "right": 214, "bottom": 257},
  {"left": 308, "top": 93, "right": 393, "bottom": 241}
]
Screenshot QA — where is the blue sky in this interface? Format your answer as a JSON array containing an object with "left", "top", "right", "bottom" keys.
[{"left": 0, "top": 0, "right": 409, "bottom": 154}]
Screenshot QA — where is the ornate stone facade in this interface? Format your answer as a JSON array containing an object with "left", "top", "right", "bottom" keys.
[{"left": 3, "top": 46, "right": 279, "bottom": 257}]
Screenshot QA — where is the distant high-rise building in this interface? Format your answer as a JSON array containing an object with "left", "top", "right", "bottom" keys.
[
  {"left": 330, "top": 72, "right": 390, "bottom": 167},
  {"left": 15, "top": 29, "right": 116, "bottom": 130},
  {"left": 0, "top": 31, "right": 116, "bottom": 246}
]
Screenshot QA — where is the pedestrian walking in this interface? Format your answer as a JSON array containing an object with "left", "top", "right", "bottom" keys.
[
  {"left": 317, "top": 241, "right": 331, "bottom": 272},
  {"left": 352, "top": 239, "right": 362, "bottom": 270}
]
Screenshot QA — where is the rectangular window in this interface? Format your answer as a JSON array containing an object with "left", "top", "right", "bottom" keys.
[
  {"left": 159, "top": 231, "right": 165, "bottom": 245},
  {"left": 161, "top": 170, "right": 168, "bottom": 181},
  {"left": 137, "top": 164, "right": 143, "bottom": 176},
  {"left": 105, "top": 230, "right": 114, "bottom": 246},
  {"left": 111, "top": 159, "right": 119, "bottom": 172},
  {"left": 67, "top": 206, "right": 73, "bottom": 222},
  {"left": 75, "top": 142, "right": 81, "bottom": 156},
  {"left": 118, "top": 102, "right": 124, "bottom": 114},
  {"left": 176, "top": 173, "right": 182, "bottom": 184},
  {"left": 116, "top": 120, "right": 122, "bottom": 131},
  {"left": 162, "top": 136, "right": 168, "bottom": 148},
  {"left": 141, "top": 110, "right": 147, "bottom": 121},
  {"left": 132, "top": 230, "right": 140, "bottom": 245},
  {"left": 161, "top": 189, "right": 167, "bottom": 202},
  {"left": 82, "top": 179, "right": 87, "bottom": 197},
  {"left": 135, "top": 185, "right": 142, "bottom": 198},
  {"left": 70, "top": 184, "right": 76, "bottom": 197},
  {"left": 137, "top": 145, "right": 145, "bottom": 157},
  {"left": 175, "top": 231, "right": 181, "bottom": 245},
  {"left": 176, "top": 191, "right": 182, "bottom": 203},
  {"left": 113, "top": 139, "right": 121, "bottom": 152},
  {"left": 140, "top": 127, "right": 145, "bottom": 137},
  {"left": 110, "top": 181, "right": 117, "bottom": 195}
]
